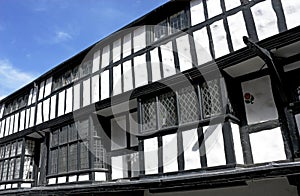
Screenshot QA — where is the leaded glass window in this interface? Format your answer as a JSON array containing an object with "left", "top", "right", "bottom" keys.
[
  {"left": 68, "top": 144, "right": 77, "bottom": 171},
  {"left": 154, "top": 20, "right": 168, "bottom": 41},
  {"left": 170, "top": 10, "right": 188, "bottom": 33},
  {"left": 142, "top": 98, "right": 157, "bottom": 132},
  {"left": 94, "top": 139, "right": 106, "bottom": 169},
  {"left": 178, "top": 86, "right": 199, "bottom": 124},
  {"left": 201, "top": 79, "right": 222, "bottom": 118},
  {"left": 80, "top": 141, "right": 89, "bottom": 169},
  {"left": 159, "top": 92, "right": 177, "bottom": 128},
  {"left": 50, "top": 149, "right": 58, "bottom": 174},
  {"left": 58, "top": 146, "right": 68, "bottom": 173}
]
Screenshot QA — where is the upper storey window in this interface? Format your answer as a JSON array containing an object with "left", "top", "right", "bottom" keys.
[{"left": 153, "top": 10, "right": 188, "bottom": 41}]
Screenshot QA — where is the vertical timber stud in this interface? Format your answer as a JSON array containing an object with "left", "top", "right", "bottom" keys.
[
  {"left": 240, "top": 0, "right": 258, "bottom": 42},
  {"left": 175, "top": 91, "right": 184, "bottom": 171},
  {"left": 222, "top": 122, "right": 236, "bottom": 165},
  {"left": 271, "top": 0, "right": 287, "bottom": 33},
  {"left": 137, "top": 99, "right": 145, "bottom": 177}
]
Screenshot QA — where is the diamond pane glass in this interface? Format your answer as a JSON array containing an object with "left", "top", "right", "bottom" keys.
[
  {"left": 142, "top": 98, "right": 156, "bottom": 132},
  {"left": 178, "top": 86, "right": 199, "bottom": 123},
  {"left": 159, "top": 92, "right": 177, "bottom": 128},
  {"left": 58, "top": 146, "right": 67, "bottom": 173},
  {"left": 68, "top": 143, "right": 77, "bottom": 171},
  {"left": 201, "top": 79, "right": 222, "bottom": 118}
]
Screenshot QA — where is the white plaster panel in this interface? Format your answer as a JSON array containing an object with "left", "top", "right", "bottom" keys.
[
  {"left": 211, "top": 20, "right": 229, "bottom": 58},
  {"left": 284, "top": 61, "right": 300, "bottom": 72},
  {"left": 43, "top": 98, "right": 50, "bottom": 122},
  {"left": 68, "top": 175, "right": 77, "bottom": 182},
  {"left": 19, "top": 110, "right": 25, "bottom": 131},
  {"left": 57, "top": 90, "right": 65, "bottom": 117},
  {"left": 134, "top": 54, "right": 148, "bottom": 88},
  {"left": 6, "top": 184, "right": 11, "bottom": 189},
  {"left": 112, "top": 155, "right": 128, "bottom": 180},
  {"left": 161, "top": 41, "right": 176, "bottom": 78},
  {"left": 27, "top": 89, "right": 33, "bottom": 105},
  {"left": 113, "top": 39, "right": 121, "bottom": 63},
  {"left": 252, "top": 0, "right": 278, "bottom": 40},
  {"left": 91, "top": 74, "right": 100, "bottom": 103},
  {"left": 36, "top": 103, "right": 43, "bottom": 125},
  {"left": 206, "top": 0, "right": 222, "bottom": 18},
  {"left": 250, "top": 127, "right": 286, "bottom": 163},
  {"left": 133, "top": 26, "right": 146, "bottom": 52},
  {"left": 78, "top": 174, "right": 89, "bottom": 181},
  {"left": 44, "top": 77, "right": 52, "bottom": 98},
  {"left": 190, "top": 0, "right": 205, "bottom": 26},
  {"left": 5, "top": 117, "right": 10, "bottom": 136},
  {"left": 82, "top": 78, "right": 90, "bottom": 107},
  {"left": 123, "top": 60, "right": 133, "bottom": 92},
  {"left": 95, "top": 172, "right": 106, "bottom": 181},
  {"left": 176, "top": 35, "right": 193, "bottom": 72},
  {"left": 193, "top": 28, "right": 212, "bottom": 65},
  {"left": 20, "top": 183, "right": 31, "bottom": 188},
  {"left": 13, "top": 113, "right": 19, "bottom": 133},
  {"left": 32, "top": 88, "right": 37, "bottom": 104},
  {"left": 57, "top": 176, "right": 66, "bottom": 184},
  {"left": 101, "top": 45, "right": 110, "bottom": 68},
  {"left": 203, "top": 124, "right": 226, "bottom": 167},
  {"left": 29, "top": 106, "right": 35, "bottom": 128},
  {"left": 38, "top": 81, "right": 45, "bottom": 101},
  {"left": 241, "top": 76, "right": 278, "bottom": 125},
  {"left": 65, "top": 87, "right": 73, "bottom": 113},
  {"left": 0, "top": 185, "right": 4, "bottom": 190},
  {"left": 227, "top": 12, "right": 248, "bottom": 51},
  {"left": 281, "top": 0, "right": 300, "bottom": 30},
  {"left": 73, "top": 83, "right": 80, "bottom": 110},
  {"left": 12, "top": 183, "right": 18, "bottom": 188},
  {"left": 101, "top": 70, "right": 110, "bottom": 100},
  {"left": 0, "top": 121, "right": 2, "bottom": 138},
  {"left": 92, "top": 50, "right": 101, "bottom": 73},
  {"left": 231, "top": 123, "right": 244, "bottom": 164},
  {"left": 150, "top": 48, "right": 161, "bottom": 82},
  {"left": 144, "top": 137, "right": 158, "bottom": 175},
  {"left": 182, "top": 129, "right": 201, "bottom": 170},
  {"left": 0, "top": 105, "right": 4, "bottom": 119},
  {"left": 163, "top": 133, "right": 178, "bottom": 173},
  {"left": 50, "top": 95, "right": 57, "bottom": 120},
  {"left": 225, "top": 0, "right": 240, "bottom": 10},
  {"left": 123, "top": 33, "right": 132, "bottom": 58},
  {"left": 25, "top": 109, "right": 30, "bottom": 129},
  {"left": 48, "top": 178, "right": 56, "bottom": 185},
  {"left": 113, "top": 64, "right": 122, "bottom": 96}
]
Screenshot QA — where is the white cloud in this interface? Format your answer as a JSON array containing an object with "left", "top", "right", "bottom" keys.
[
  {"left": 0, "top": 59, "right": 36, "bottom": 100},
  {"left": 54, "top": 31, "right": 72, "bottom": 42}
]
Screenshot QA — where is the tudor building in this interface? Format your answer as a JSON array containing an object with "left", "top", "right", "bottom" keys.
[{"left": 1, "top": 0, "right": 300, "bottom": 195}]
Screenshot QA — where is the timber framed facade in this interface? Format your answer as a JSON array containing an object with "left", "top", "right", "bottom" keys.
[{"left": 1, "top": 0, "right": 300, "bottom": 195}]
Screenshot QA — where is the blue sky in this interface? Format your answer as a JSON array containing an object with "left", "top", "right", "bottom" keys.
[{"left": 0, "top": 0, "right": 168, "bottom": 100}]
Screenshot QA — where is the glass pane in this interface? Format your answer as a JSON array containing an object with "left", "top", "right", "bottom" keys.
[
  {"left": 4, "top": 144, "right": 10, "bottom": 158},
  {"left": 7, "top": 158, "right": 14, "bottom": 180},
  {"left": 94, "top": 138, "right": 106, "bottom": 169},
  {"left": 60, "top": 126, "right": 68, "bottom": 144},
  {"left": 58, "top": 146, "right": 67, "bottom": 173},
  {"left": 10, "top": 142, "right": 17, "bottom": 157},
  {"left": 178, "top": 86, "right": 199, "bottom": 124},
  {"left": 68, "top": 123, "right": 77, "bottom": 142},
  {"left": 14, "top": 158, "right": 21, "bottom": 179},
  {"left": 50, "top": 149, "right": 58, "bottom": 174},
  {"left": 51, "top": 130, "right": 59, "bottom": 147},
  {"left": 2, "top": 160, "right": 8, "bottom": 181},
  {"left": 80, "top": 141, "right": 89, "bottom": 169},
  {"left": 25, "top": 140, "right": 35, "bottom": 156},
  {"left": 154, "top": 20, "right": 168, "bottom": 41},
  {"left": 129, "top": 112, "right": 139, "bottom": 147},
  {"left": 23, "top": 156, "right": 34, "bottom": 180},
  {"left": 78, "top": 120, "right": 89, "bottom": 140},
  {"left": 158, "top": 92, "right": 177, "bottom": 128},
  {"left": 68, "top": 144, "right": 78, "bottom": 171},
  {"left": 0, "top": 146, "right": 5, "bottom": 159},
  {"left": 16, "top": 140, "right": 23, "bottom": 155},
  {"left": 111, "top": 116, "right": 127, "bottom": 151},
  {"left": 201, "top": 79, "right": 222, "bottom": 118},
  {"left": 142, "top": 98, "right": 156, "bottom": 132},
  {"left": 0, "top": 161, "right": 2, "bottom": 181},
  {"left": 170, "top": 10, "right": 188, "bottom": 33}
]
